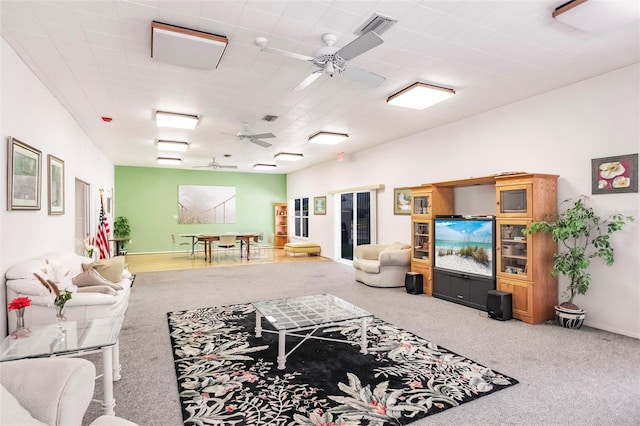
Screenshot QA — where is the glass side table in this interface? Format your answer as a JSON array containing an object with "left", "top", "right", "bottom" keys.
[{"left": 0, "top": 316, "right": 124, "bottom": 416}]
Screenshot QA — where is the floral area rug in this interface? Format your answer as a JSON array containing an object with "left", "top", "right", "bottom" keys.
[{"left": 167, "top": 303, "right": 518, "bottom": 425}]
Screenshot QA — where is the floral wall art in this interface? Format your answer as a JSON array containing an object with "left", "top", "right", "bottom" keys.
[{"left": 591, "top": 153, "right": 638, "bottom": 194}]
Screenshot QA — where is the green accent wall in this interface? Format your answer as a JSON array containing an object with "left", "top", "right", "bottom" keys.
[{"left": 114, "top": 166, "right": 286, "bottom": 253}]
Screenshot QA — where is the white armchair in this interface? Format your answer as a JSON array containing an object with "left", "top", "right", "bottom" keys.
[
  {"left": 353, "top": 242, "right": 411, "bottom": 288},
  {"left": 0, "top": 358, "right": 136, "bottom": 425}
]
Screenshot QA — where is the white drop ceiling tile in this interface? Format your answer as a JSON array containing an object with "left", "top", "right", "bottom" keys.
[
  {"left": 93, "top": 46, "right": 129, "bottom": 72},
  {"left": 84, "top": 31, "right": 126, "bottom": 51},
  {"left": 331, "top": 0, "right": 377, "bottom": 16},
  {"left": 284, "top": 0, "right": 332, "bottom": 26},
  {"left": 56, "top": 42, "right": 97, "bottom": 68},
  {"left": 200, "top": 1, "right": 244, "bottom": 26},
  {"left": 34, "top": 2, "right": 81, "bottom": 28},
  {"left": 116, "top": 1, "right": 160, "bottom": 25},
  {"left": 380, "top": 26, "right": 420, "bottom": 49},
  {"left": 271, "top": 16, "right": 314, "bottom": 40},
  {"left": 156, "top": 1, "right": 205, "bottom": 16},
  {"left": 499, "top": 13, "right": 549, "bottom": 40},
  {"left": 424, "top": 14, "right": 473, "bottom": 40},
  {"left": 196, "top": 18, "right": 234, "bottom": 40},
  {"left": 72, "top": 0, "right": 118, "bottom": 18},
  {"left": 122, "top": 37, "right": 150, "bottom": 57},
  {"left": 401, "top": 33, "right": 446, "bottom": 57},
  {"left": 396, "top": 4, "right": 445, "bottom": 33},
  {"left": 475, "top": 3, "right": 530, "bottom": 31},
  {"left": 239, "top": 7, "right": 280, "bottom": 33},
  {"left": 370, "top": 1, "right": 422, "bottom": 21},
  {"left": 315, "top": 6, "right": 364, "bottom": 34},
  {"left": 1, "top": 10, "right": 47, "bottom": 35},
  {"left": 77, "top": 11, "right": 122, "bottom": 36},
  {"left": 448, "top": 1, "right": 505, "bottom": 23},
  {"left": 44, "top": 21, "right": 88, "bottom": 44},
  {"left": 246, "top": 0, "right": 290, "bottom": 16}
]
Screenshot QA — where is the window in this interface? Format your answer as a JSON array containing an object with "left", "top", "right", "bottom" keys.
[{"left": 293, "top": 197, "right": 309, "bottom": 238}]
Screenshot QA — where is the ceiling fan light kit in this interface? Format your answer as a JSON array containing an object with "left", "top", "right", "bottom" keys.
[
  {"left": 274, "top": 152, "right": 304, "bottom": 161},
  {"left": 253, "top": 163, "right": 277, "bottom": 170},
  {"left": 308, "top": 131, "right": 349, "bottom": 145},
  {"left": 157, "top": 156, "right": 182, "bottom": 166},
  {"left": 387, "top": 82, "right": 455, "bottom": 110},
  {"left": 157, "top": 140, "right": 189, "bottom": 152},
  {"left": 155, "top": 111, "right": 199, "bottom": 129}
]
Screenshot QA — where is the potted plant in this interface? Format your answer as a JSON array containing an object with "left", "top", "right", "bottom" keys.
[
  {"left": 113, "top": 216, "right": 131, "bottom": 255},
  {"left": 522, "top": 195, "right": 634, "bottom": 329}
]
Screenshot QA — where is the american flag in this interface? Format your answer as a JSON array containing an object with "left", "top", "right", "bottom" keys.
[{"left": 96, "top": 195, "right": 111, "bottom": 259}]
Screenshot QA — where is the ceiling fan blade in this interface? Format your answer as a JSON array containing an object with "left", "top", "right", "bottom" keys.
[
  {"left": 250, "top": 138, "right": 272, "bottom": 148},
  {"left": 261, "top": 46, "right": 313, "bottom": 62},
  {"left": 292, "top": 70, "right": 323, "bottom": 91},
  {"left": 336, "top": 31, "right": 383, "bottom": 61},
  {"left": 342, "top": 66, "right": 386, "bottom": 87},
  {"left": 250, "top": 133, "right": 276, "bottom": 139}
]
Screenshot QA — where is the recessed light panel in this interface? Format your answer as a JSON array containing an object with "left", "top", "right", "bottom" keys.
[
  {"left": 274, "top": 152, "right": 304, "bottom": 161},
  {"left": 155, "top": 111, "right": 199, "bottom": 129},
  {"left": 253, "top": 163, "right": 277, "bottom": 170},
  {"left": 387, "top": 82, "right": 455, "bottom": 110},
  {"left": 157, "top": 140, "right": 189, "bottom": 152},
  {"left": 308, "top": 131, "right": 349, "bottom": 145},
  {"left": 157, "top": 157, "right": 182, "bottom": 166}
]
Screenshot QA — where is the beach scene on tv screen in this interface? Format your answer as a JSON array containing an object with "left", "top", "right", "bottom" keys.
[{"left": 435, "top": 220, "right": 493, "bottom": 277}]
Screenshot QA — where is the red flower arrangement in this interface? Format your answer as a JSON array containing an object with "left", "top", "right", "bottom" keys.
[{"left": 8, "top": 296, "right": 31, "bottom": 311}]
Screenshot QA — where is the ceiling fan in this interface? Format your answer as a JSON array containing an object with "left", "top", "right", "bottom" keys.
[
  {"left": 219, "top": 125, "right": 276, "bottom": 148},
  {"left": 255, "top": 31, "right": 385, "bottom": 91},
  {"left": 193, "top": 157, "right": 237, "bottom": 170}
]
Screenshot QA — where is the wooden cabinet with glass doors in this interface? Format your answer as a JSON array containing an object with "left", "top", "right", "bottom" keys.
[
  {"left": 410, "top": 186, "right": 453, "bottom": 295},
  {"left": 274, "top": 202, "right": 288, "bottom": 248},
  {"left": 495, "top": 174, "right": 559, "bottom": 324}
]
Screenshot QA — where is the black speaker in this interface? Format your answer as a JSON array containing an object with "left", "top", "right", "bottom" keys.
[
  {"left": 487, "top": 290, "right": 512, "bottom": 321},
  {"left": 405, "top": 272, "right": 423, "bottom": 294}
]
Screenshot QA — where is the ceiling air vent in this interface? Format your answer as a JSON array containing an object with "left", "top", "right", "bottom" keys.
[
  {"left": 261, "top": 115, "right": 279, "bottom": 122},
  {"left": 355, "top": 13, "right": 398, "bottom": 36}
]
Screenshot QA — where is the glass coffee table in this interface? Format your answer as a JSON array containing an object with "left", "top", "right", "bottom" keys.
[
  {"left": 0, "top": 316, "right": 124, "bottom": 416},
  {"left": 252, "top": 294, "right": 372, "bottom": 370}
]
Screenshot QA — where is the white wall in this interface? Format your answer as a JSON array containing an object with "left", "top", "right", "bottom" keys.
[
  {"left": 288, "top": 64, "right": 640, "bottom": 338},
  {"left": 1, "top": 38, "right": 115, "bottom": 337}
]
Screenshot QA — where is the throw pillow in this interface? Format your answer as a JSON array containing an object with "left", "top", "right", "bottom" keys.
[
  {"left": 72, "top": 269, "right": 123, "bottom": 291},
  {"left": 77, "top": 285, "right": 117, "bottom": 296},
  {"left": 382, "top": 241, "right": 410, "bottom": 253},
  {"left": 83, "top": 256, "right": 125, "bottom": 283}
]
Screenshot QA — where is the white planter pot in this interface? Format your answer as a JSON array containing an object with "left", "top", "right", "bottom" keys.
[{"left": 555, "top": 306, "right": 585, "bottom": 329}]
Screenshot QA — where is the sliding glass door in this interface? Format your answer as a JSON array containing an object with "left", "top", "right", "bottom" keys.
[{"left": 340, "top": 191, "right": 374, "bottom": 261}]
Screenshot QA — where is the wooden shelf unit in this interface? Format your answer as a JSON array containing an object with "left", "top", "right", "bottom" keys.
[
  {"left": 410, "top": 173, "right": 558, "bottom": 324},
  {"left": 274, "top": 202, "right": 288, "bottom": 248}
]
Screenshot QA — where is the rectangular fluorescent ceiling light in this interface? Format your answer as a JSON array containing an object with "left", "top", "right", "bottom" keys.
[
  {"left": 308, "top": 131, "right": 349, "bottom": 145},
  {"left": 151, "top": 21, "right": 228, "bottom": 69},
  {"left": 274, "top": 152, "right": 304, "bottom": 161},
  {"left": 157, "top": 157, "right": 182, "bottom": 166},
  {"left": 552, "top": 0, "right": 640, "bottom": 34},
  {"left": 387, "top": 82, "right": 455, "bottom": 110},
  {"left": 157, "top": 140, "right": 189, "bottom": 152},
  {"left": 253, "top": 163, "right": 277, "bottom": 170},
  {"left": 155, "top": 111, "right": 199, "bottom": 129}
]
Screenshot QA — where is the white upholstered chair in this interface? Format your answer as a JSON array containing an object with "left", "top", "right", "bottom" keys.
[
  {"left": 353, "top": 242, "right": 411, "bottom": 288},
  {"left": 0, "top": 358, "right": 137, "bottom": 425},
  {"left": 216, "top": 234, "right": 238, "bottom": 262}
]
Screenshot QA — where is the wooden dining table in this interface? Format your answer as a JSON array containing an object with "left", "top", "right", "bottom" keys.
[{"left": 181, "top": 233, "right": 260, "bottom": 263}]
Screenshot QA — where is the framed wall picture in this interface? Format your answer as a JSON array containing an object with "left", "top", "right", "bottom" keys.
[
  {"left": 314, "top": 196, "right": 326, "bottom": 215},
  {"left": 7, "top": 137, "right": 41, "bottom": 210},
  {"left": 591, "top": 153, "right": 638, "bottom": 194},
  {"left": 394, "top": 187, "right": 412, "bottom": 215},
  {"left": 47, "top": 154, "right": 65, "bottom": 215}
]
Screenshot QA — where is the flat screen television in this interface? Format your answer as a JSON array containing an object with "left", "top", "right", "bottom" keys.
[{"left": 434, "top": 217, "right": 496, "bottom": 278}]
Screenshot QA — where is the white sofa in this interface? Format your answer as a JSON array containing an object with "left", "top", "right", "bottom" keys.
[
  {"left": 5, "top": 252, "right": 132, "bottom": 331},
  {"left": 0, "top": 357, "right": 136, "bottom": 425},
  {"left": 353, "top": 242, "right": 411, "bottom": 288}
]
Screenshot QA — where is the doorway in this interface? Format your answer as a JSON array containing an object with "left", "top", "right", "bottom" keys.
[{"left": 339, "top": 191, "right": 375, "bottom": 261}]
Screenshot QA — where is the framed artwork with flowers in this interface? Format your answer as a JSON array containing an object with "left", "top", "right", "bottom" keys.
[{"left": 591, "top": 153, "right": 638, "bottom": 194}]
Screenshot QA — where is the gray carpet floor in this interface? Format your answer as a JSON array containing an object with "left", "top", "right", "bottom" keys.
[{"left": 82, "top": 260, "right": 640, "bottom": 425}]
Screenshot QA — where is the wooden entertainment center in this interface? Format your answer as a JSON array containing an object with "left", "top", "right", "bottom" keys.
[{"left": 410, "top": 173, "right": 559, "bottom": 324}]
